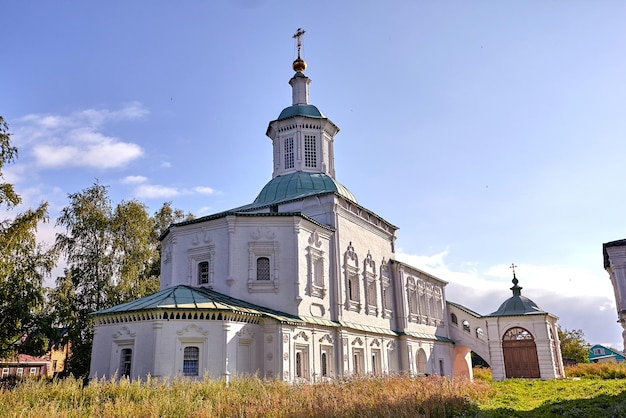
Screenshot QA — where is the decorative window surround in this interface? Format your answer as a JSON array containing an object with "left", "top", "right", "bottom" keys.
[
  {"left": 188, "top": 246, "right": 215, "bottom": 288},
  {"left": 307, "top": 231, "right": 326, "bottom": 298},
  {"left": 380, "top": 259, "right": 393, "bottom": 318},
  {"left": 364, "top": 252, "right": 378, "bottom": 316},
  {"left": 344, "top": 243, "right": 361, "bottom": 312},
  {"left": 406, "top": 277, "right": 419, "bottom": 323},
  {"left": 248, "top": 241, "right": 279, "bottom": 293}
]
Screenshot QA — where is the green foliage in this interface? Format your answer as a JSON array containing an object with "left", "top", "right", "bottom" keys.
[
  {"left": 50, "top": 188, "right": 193, "bottom": 376},
  {"left": 0, "top": 116, "right": 55, "bottom": 359},
  {"left": 558, "top": 327, "right": 591, "bottom": 364}
]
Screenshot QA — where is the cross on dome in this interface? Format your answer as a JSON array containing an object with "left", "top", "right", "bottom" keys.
[{"left": 292, "top": 28, "right": 307, "bottom": 73}]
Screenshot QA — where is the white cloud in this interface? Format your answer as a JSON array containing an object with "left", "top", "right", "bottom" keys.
[
  {"left": 160, "top": 162, "right": 172, "bottom": 168},
  {"left": 15, "top": 104, "right": 148, "bottom": 169},
  {"left": 194, "top": 186, "right": 215, "bottom": 195},
  {"left": 133, "top": 184, "right": 182, "bottom": 199},
  {"left": 121, "top": 175, "right": 148, "bottom": 184}
]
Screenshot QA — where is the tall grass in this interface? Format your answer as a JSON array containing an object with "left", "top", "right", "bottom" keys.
[
  {"left": 0, "top": 374, "right": 493, "bottom": 418},
  {"left": 565, "top": 361, "right": 626, "bottom": 379}
]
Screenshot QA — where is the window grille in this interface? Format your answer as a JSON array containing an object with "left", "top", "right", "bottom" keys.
[
  {"left": 183, "top": 347, "right": 199, "bottom": 376},
  {"left": 284, "top": 137, "right": 294, "bottom": 169},
  {"left": 257, "top": 257, "right": 270, "bottom": 280},
  {"left": 304, "top": 135, "right": 316, "bottom": 167},
  {"left": 198, "top": 261, "right": 209, "bottom": 284}
]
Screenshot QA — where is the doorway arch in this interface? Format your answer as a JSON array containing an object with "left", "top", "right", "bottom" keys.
[{"left": 502, "top": 327, "right": 540, "bottom": 378}]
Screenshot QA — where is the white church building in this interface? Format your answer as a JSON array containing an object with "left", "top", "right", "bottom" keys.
[{"left": 89, "top": 32, "right": 564, "bottom": 382}]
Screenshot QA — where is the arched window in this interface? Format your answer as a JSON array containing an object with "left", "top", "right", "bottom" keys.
[
  {"left": 321, "top": 352, "right": 328, "bottom": 377},
  {"left": 503, "top": 327, "right": 534, "bottom": 341},
  {"left": 451, "top": 313, "right": 458, "bottom": 325},
  {"left": 462, "top": 320, "right": 470, "bottom": 332},
  {"left": 183, "top": 346, "right": 199, "bottom": 376},
  {"left": 257, "top": 257, "right": 270, "bottom": 280}
]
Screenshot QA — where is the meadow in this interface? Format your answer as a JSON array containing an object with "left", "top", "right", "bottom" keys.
[{"left": 1, "top": 363, "right": 625, "bottom": 417}]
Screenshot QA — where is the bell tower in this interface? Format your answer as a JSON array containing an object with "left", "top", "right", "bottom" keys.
[{"left": 266, "top": 28, "right": 339, "bottom": 179}]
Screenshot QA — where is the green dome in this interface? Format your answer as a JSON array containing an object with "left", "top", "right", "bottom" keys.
[
  {"left": 253, "top": 172, "right": 357, "bottom": 206},
  {"left": 489, "top": 278, "right": 546, "bottom": 316},
  {"left": 489, "top": 295, "right": 545, "bottom": 316},
  {"left": 277, "top": 104, "right": 325, "bottom": 120}
]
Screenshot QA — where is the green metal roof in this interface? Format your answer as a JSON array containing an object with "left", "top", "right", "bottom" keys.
[
  {"left": 92, "top": 285, "right": 304, "bottom": 324},
  {"left": 486, "top": 276, "right": 547, "bottom": 317},
  {"left": 277, "top": 104, "right": 325, "bottom": 120},
  {"left": 92, "top": 285, "right": 450, "bottom": 343},
  {"left": 252, "top": 172, "right": 357, "bottom": 206}
]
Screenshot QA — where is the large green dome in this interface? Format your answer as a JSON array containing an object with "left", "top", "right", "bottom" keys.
[{"left": 253, "top": 172, "right": 357, "bottom": 206}]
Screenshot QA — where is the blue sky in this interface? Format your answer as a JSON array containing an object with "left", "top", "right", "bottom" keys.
[{"left": 2, "top": 1, "right": 626, "bottom": 349}]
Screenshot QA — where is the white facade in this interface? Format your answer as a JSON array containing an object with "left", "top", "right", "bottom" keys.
[{"left": 90, "top": 42, "right": 564, "bottom": 382}]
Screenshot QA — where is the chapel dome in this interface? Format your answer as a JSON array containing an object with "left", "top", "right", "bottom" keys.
[
  {"left": 277, "top": 103, "right": 325, "bottom": 120},
  {"left": 253, "top": 171, "right": 357, "bottom": 206},
  {"left": 489, "top": 274, "right": 546, "bottom": 316}
]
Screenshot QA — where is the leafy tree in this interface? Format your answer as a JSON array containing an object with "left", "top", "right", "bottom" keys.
[
  {"left": 558, "top": 327, "right": 591, "bottom": 364},
  {"left": 52, "top": 182, "right": 114, "bottom": 376},
  {"left": 0, "top": 116, "right": 55, "bottom": 359},
  {"left": 110, "top": 200, "right": 160, "bottom": 304},
  {"left": 50, "top": 187, "right": 194, "bottom": 376}
]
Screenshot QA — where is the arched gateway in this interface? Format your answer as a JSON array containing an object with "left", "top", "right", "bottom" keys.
[{"left": 502, "top": 327, "right": 540, "bottom": 378}]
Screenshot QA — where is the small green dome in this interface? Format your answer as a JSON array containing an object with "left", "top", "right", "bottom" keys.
[
  {"left": 253, "top": 172, "right": 357, "bottom": 206},
  {"left": 489, "top": 295, "right": 545, "bottom": 316},
  {"left": 489, "top": 277, "right": 546, "bottom": 316},
  {"left": 277, "top": 104, "right": 325, "bottom": 120}
]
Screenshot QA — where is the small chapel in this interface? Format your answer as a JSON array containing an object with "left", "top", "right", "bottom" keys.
[{"left": 89, "top": 30, "right": 565, "bottom": 382}]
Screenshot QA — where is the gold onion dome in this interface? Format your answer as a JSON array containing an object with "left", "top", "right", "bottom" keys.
[{"left": 292, "top": 57, "right": 306, "bottom": 73}]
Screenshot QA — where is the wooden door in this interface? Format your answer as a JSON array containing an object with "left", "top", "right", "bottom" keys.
[{"left": 502, "top": 327, "right": 540, "bottom": 378}]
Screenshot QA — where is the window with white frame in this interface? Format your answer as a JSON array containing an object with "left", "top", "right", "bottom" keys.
[
  {"left": 284, "top": 137, "right": 294, "bottom": 169},
  {"left": 352, "top": 348, "right": 365, "bottom": 375},
  {"left": 320, "top": 347, "right": 333, "bottom": 378},
  {"left": 1, "top": 368, "right": 8, "bottom": 377},
  {"left": 248, "top": 241, "right": 279, "bottom": 293},
  {"left": 344, "top": 243, "right": 361, "bottom": 311},
  {"left": 380, "top": 261, "right": 393, "bottom": 318},
  {"left": 364, "top": 254, "right": 378, "bottom": 316},
  {"left": 198, "top": 261, "right": 209, "bottom": 285},
  {"left": 304, "top": 135, "right": 316, "bottom": 168},
  {"left": 371, "top": 349, "right": 382, "bottom": 376},
  {"left": 29, "top": 367, "right": 37, "bottom": 376},
  {"left": 295, "top": 346, "right": 309, "bottom": 380},
  {"left": 307, "top": 232, "right": 326, "bottom": 298},
  {"left": 16, "top": 368, "right": 23, "bottom": 377},
  {"left": 183, "top": 346, "right": 199, "bottom": 376},
  {"left": 188, "top": 246, "right": 215, "bottom": 288},
  {"left": 120, "top": 348, "right": 132, "bottom": 378},
  {"left": 406, "top": 277, "right": 419, "bottom": 323}
]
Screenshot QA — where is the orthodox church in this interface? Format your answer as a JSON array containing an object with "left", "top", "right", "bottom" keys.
[{"left": 89, "top": 31, "right": 564, "bottom": 382}]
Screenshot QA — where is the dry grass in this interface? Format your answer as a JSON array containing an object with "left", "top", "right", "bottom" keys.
[
  {"left": 564, "top": 361, "right": 626, "bottom": 379},
  {"left": 0, "top": 374, "right": 493, "bottom": 418}
]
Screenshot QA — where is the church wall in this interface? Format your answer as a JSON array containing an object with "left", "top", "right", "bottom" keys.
[
  {"left": 90, "top": 315, "right": 268, "bottom": 381},
  {"left": 391, "top": 263, "right": 446, "bottom": 338},
  {"left": 333, "top": 206, "right": 396, "bottom": 328},
  {"left": 294, "top": 225, "right": 334, "bottom": 319}
]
